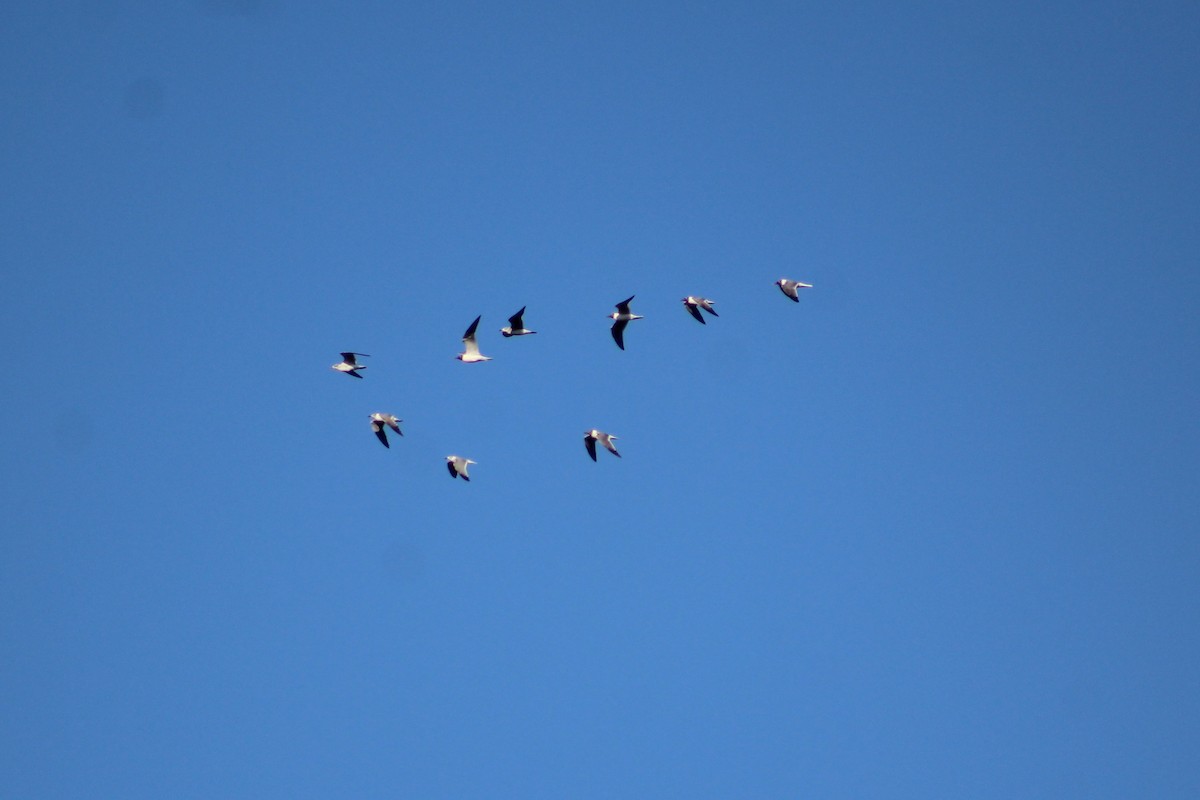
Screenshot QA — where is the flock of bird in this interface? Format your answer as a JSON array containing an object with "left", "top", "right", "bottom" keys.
[{"left": 331, "top": 277, "right": 814, "bottom": 482}]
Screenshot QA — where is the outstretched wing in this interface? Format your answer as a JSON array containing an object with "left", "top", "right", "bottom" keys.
[
  {"left": 446, "top": 460, "right": 458, "bottom": 479},
  {"left": 341, "top": 351, "right": 369, "bottom": 365},
  {"left": 602, "top": 436, "right": 621, "bottom": 457},
  {"left": 374, "top": 426, "right": 390, "bottom": 448},
  {"left": 462, "top": 316, "right": 483, "bottom": 356},
  {"left": 685, "top": 302, "right": 705, "bottom": 324},
  {"left": 508, "top": 306, "right": 526, "bottom": 329},
  {"left": 615, "top": 295, "right": 635, "bottom": 315},
  {"left": 584, "top": 435, "right": 598, "bottom": 461},
  {"left": 702, "top": 301, "right": 718, "bottom": 317},
  {"left": 611, "top": 319, "right": 627, "bottom": 350}
]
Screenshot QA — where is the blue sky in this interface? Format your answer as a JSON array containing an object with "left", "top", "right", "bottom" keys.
[{"left": 3, "top": 1, "right": 1199, "bottom": 797}]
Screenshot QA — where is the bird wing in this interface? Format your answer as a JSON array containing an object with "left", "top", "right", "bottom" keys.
[
  {"left": 615, "top": 295, "right": 635, "bottom": 315},
  {"left": 347, "top": 369, "right": 364, "bottom": 378},
  {"left": 602, "top": 436, "right": 621, "bottom": 457},
  {"left": 508, "top": 306, "right": 526, "bottom": 328},
  {"left": 374, "top": 427, "right": 390, "bottom": 448},
  {"left": 341, "top": 352, "right": 369, "bottom": 365},
  {"left": 446, "top": 460, "right": 458, "bottom": 479},
  {"left": 462, "top": 316, "right": 483, "bottom": 355},
  {"left": 685, "top": 303, "right": 705, "bottom": 324},
  {"left": 387, "top": 417, "right": 402, "bottom": 434},
  {"left": 611, "top": 319, "right": 627, "bottom": 350},
  {"left": 584, "top": 435, "right": 597, "bottom": 461},
  {"left": 701, "top": 300, "right": 718, "bottom": 316}
]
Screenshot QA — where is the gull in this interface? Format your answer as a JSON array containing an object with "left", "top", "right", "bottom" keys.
[
  {"left": 446, "top": 455, "right": 476, "bottom": 481},
  {"left": 584, "top": 429, "right": 621, "bottom": 461},
  {"left": 332, "top": 351, "right": 369, "bottom": 378},
  {"left": 456, "top": 315, "right": 492, "bottom": 362},
  {"left": 608, "top": 295, "right": 643, "bottom": 350},
  {"left": 500, "top": 306, "right": 536, "bottom": 337},
  {"left": 775, "top": 278, "right": 813, "bottom": 302},
  {"left": 369, "top": 413, "right": 402, "bottom": 448},
  {"left": 682, "top": 296, "right": 718, "bottom": 324}
]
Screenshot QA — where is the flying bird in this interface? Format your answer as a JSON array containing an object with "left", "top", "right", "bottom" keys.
[
  {"left": 584, "top": 429, "right": 621, "bottom": 461},
  {"left": 332, "top": 352, "right": 370, "bottom": 378},
  {"left": 682, "top": 296, "right": 718, "bottom": 324},
  {"left": 775, "top": 278, "right": 813, "bottom": 302},
  {"left": 369, "top": 413, "right": 402, "bottom": 448},
  {"left": 456, "top": 315, "right": 492, "bottom": 362},
  {"left": 500, "top": 306, "right": 536, "bottom": 337},
  {"left": 608, "top": 295, "right": 643, "bottom": 350},
  {"left": 446, "top": 455, "right": 476, "bottom": 481}
]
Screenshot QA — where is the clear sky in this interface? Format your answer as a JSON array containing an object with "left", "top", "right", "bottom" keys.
[{"left": 3, "top": 1, "right": 1199, "bottom": 797}]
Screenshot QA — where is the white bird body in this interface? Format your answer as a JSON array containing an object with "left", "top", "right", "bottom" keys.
[
  {"left": 500, "top": 306, "right": 536, "bottom": 337},
  {"left": 456, "top": 315, "right": 492, "bottom": 362},
  {"left": 584, "top": 429, "right": 621, "bottom": 461},
  {"left": 775, "top": 278, "right": 813, "bottom": 302},
  {"left": 446, "top": 455, "right": 477, "bottom": 481},
  {"left": 608, "top": 295, "right": 643, "bottom": 350},
  {"left": 682, "top": 296, "right": 718, "bottom": 324},
  {"left": 332, "top": 351, "right": 370, "bottom": 378}
]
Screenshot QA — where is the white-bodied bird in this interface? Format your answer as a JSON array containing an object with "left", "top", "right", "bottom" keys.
[
  {"left": 456, "top": 315, "right": 491, "bottom": 362},
  {"left": 584, "top": 429, "right": 621, "bottom": 461},
  {"left": 775, "top": 278, "right": 813, "bottom": 302},
  {"left": 446, "top": 455, "right": 476, "bottom": 481},
  {"left": 500, "top": 306, "right": 536, "bottom": 337},
  {"left": 608, "top": 295, "right": 643, "bottom": 350},
  {"left": 332, "top": 351, "right": 370, "bottom": 378},
  {"left": 682, "top": 296, "right": 718, "bottom": 324},
  {"left": 369, "top": 413, "right": 402, "bottom": 448}
]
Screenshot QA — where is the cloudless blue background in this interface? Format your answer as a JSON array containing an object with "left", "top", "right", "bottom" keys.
[{"left": 3, "top": 1, "right": 1199, "bottom": 796}]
